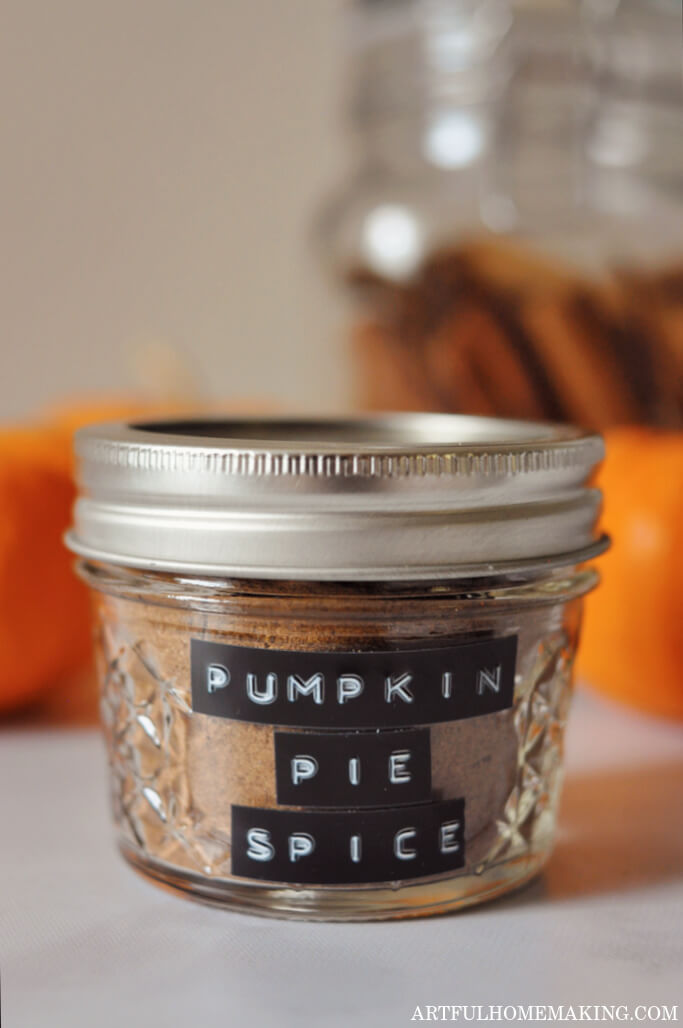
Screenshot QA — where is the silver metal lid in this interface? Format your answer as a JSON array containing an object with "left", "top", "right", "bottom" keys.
[{"left": 66, "top": 414, "right": 608, "bottom": 581}]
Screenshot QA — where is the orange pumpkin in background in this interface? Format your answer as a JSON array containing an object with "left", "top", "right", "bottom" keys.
[
  {"left": 0, "top": 427, "right": 91, "bottom": 714},
  {"left": 577, "top": 427, "right": 683, "bottom": 720}
]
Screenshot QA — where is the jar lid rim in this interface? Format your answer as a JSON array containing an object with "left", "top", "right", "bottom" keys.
[
  {"left": 75, "top": 412, "right": 602, "bottom": 476},
  {"left": 67, "top": 413, "right": 607, "bottom": 580}
]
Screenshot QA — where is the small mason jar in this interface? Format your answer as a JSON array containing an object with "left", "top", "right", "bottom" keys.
[{"left": 67, "top": 415, "right": 607, "bottom": 920}]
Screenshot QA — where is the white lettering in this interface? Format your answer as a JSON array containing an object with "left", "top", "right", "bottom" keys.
[
  {"left": 348, "top": 757, "right": 361, "bottom": 786},
  {"left": 246, "top": 672, "right": 277, "bottom": 705},
  {"left": 440, "top": 820, "right": 461, "bottom": 854},
  {"left": 350, "top": 835, "right": 362, "bottom": 863},
  {"left": 206, "top": 664, "right": 230, "bottom": 693},
  {"left": 288, "top": 833, "right": 315, "bottom": 862},
  {"left": 477, "top": 665, "right": 501, "bottom": 695},
  {"left": 441, "top": 671, "right": 452, "bottom": 698},
  {"left": 291, "top": 755, "right": 318, "bottom": 786},
  {"left": 246, "top": 828, "right": 274, "bottom": 862},
  {"left": 337, "top": 674, "right": 364, "bottom": 704},
  {"left": 287, "top": 673, "right": 324, "bottom": 704},
  {"left": 394, "top": 827, "right": 417, "bottom": 860},
  {"left": 385, "top": 672, "right": 414, "bottom": 704},
  {"left": 389, "top": 750, "right": 412, "bottom": 784}
]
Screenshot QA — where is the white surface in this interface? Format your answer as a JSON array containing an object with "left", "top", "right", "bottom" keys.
[
  {"left": 0, "top": 0, "right": 349, "bottom": 416},
  {"left": 1, "top": 692, "right": 682, "bottom": 1027}
]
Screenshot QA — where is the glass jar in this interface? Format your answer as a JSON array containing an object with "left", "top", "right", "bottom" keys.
[
  {"left": 317, "top": 0, "right": 683, "bottom": 429},
  {"left": 67, "top": 414, "right": 607, "bottom": 920}
]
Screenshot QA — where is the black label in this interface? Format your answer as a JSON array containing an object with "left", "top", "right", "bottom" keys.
[
  {"left": 274, "top": 728, "right": 432, "bottom": 808},
  {"left": 231, "top": 798, "right": 465, "bottom": 885},
  {"left": 191, "top": 636, "right": 516, "bottom": 728}
]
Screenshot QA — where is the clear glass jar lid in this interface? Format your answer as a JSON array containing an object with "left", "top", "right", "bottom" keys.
[{"left": 66, "top": 414, "right": 608, "bottom": 580}]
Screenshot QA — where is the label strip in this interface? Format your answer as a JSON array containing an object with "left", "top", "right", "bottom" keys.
[
  {"left": 231, "top": 798, "right": 465, "bottom": 885},
  {"left": 274, "top": 727, "right": 432, "bottom": 808},
  {"left": 191, "top": 636, "right": 517, "bottom": 728}
]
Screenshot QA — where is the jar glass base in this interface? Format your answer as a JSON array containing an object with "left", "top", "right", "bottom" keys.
[{"left": 120, "top": 843, "right": 550, "bottom": 921}]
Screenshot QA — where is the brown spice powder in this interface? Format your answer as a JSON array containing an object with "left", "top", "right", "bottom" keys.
[{"left": 92, "top": 571, "right": 581, "bottom": 885}]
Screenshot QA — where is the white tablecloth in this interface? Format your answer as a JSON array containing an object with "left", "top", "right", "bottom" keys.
[{"left": 1, "top": 692, "right": 681, "bottom": 1027}]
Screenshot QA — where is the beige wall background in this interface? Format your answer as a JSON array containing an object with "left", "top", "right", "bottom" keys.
[{"left": 1, "top": 0, "right": 350, "bottom": 419}]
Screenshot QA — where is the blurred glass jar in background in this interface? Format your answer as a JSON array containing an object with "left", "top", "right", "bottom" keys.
[{"left": 317, "top": 0, "right": 683, "bottom": 431}]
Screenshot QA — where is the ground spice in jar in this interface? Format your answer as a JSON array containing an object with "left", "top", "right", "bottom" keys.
[{"left": 68, "top": 415, "right": 607, "bottom": 920}]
